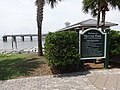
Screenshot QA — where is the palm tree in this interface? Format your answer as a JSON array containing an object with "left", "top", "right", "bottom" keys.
[
  {"left": 35, "top": 0, "right": 61, "bottom": 56},
  {"left": 82, "top": 0, "right": 120, "bottom": 30},
  {"left": 99, "top": 0, "right": 109, "bottom": 31}
]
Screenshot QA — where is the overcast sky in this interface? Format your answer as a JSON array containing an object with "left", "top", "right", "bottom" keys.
[{"left": 0, "top": 0, "right": 120, "bottom": 37}]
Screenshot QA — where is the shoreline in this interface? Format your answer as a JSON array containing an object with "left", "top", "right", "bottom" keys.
[
  {"left": 0, "top": 38, "right": 45, "bottom": 54},
  {"left": 0, "top": 47, "right": 39, "bottom": 54}
]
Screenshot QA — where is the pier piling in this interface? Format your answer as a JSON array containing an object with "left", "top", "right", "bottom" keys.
[
  {"left": 12, "top": 36, "right": 16, "bottom": 42},
  {"left": 21, "top": 36, "right": 24, "bottom": 41},
  {"left": 3, "top": 36, "right": 7, "bottom": 42},
  {"left": 30, "top": 36, "right": 33, "bottom": 41}
]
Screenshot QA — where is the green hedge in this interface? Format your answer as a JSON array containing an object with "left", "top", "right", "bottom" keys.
[
  {"left": 44, "top": 31, "right": 79, "bottom": 67},
  {"left": 110, "top": 30, "right": 120, "bottom": 56},
  {"left": 44, "top": 30, "right": 120, "bottom": 67}
]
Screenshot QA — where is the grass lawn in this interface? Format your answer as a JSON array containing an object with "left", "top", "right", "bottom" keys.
[
  {"left": 0, "top": 53, "right": 50, "bottom": 80},
  {"left": 0, "top": 53, "right": 120, "bottom": 80}
]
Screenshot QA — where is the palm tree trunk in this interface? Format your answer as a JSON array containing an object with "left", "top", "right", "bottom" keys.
[
  {"left": 97, "top": 0, "right": 100, "bottom": 29},
  {"left": 37, "top": 0, "right": 44, "bottom": 56},
  {"left": 37, "top": 22, "right": 43, "bottom": 56},
  {"left": 101, "top": 10, "right": 105, "bottom": 32},
  {"left": 97, "top": 10, "right": 100, "bottom": 28}
]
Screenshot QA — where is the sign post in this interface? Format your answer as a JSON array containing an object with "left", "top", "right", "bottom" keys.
[
  {"left": 104, "top": 29, "right": 110, "bottom": 69},
  {"left": 80, "top": 28, "right": 108, "bottom": 68}
]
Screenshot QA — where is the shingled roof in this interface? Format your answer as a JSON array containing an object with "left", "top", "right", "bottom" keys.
[{"left": 58, "top": 19, "right": 118, "bottom": 31}]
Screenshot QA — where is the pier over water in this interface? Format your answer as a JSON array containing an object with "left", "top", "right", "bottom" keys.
[{"left": 2, "top": 34, "right": 46, "bottom": 42}]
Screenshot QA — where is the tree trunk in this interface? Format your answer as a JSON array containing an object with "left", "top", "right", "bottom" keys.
[
  {"left": 36, "top": 0, "right": 44, "bottom": 56},
  {"left": 101, "top": 10, "right": 105, "bottom": 32},
  {"left": 97, "top": 0, "right": 100, "bottom": 29},
  {"left": 97, "top": 10, "right": 100, "bottom": 28},
  {"left": 37, "top": 22, "right": 43, "bottom": 56}
]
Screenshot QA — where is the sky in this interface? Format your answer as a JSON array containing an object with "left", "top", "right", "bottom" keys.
[{"left": 0, "top": 0, "right": 120, "bottom": 37}]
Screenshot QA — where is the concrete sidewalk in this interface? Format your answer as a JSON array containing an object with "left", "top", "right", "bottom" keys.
[{"left": 1, "top": 69, "right": 120, "bottom": 90}]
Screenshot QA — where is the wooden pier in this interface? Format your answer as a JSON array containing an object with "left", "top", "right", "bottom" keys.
[{"left": 2, "top": 34, "right": 46, "bottom": 42}]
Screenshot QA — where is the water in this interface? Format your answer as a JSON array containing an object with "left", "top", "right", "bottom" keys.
[{"left": 0, "top": 37, "right": 45, "bottom": 51}]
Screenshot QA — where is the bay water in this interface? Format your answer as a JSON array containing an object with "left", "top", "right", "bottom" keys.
[{"left": 0, "top": 37, "right": 45, "bottom": 51}]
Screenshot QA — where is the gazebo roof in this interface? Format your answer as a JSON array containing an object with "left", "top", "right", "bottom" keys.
[{"left": 58, "top": 19, "right": 118, "bottom": 31}]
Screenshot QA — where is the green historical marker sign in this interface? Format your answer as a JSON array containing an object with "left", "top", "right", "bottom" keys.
[{"left": 80, "top": 28, "right": 106, "bottom": 60}]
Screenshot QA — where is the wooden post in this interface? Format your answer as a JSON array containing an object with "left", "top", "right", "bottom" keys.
[
  {"left": 21, "top": 36, "right": 24, "bottom": 41},
  {"left": 15, "top": 40, "right": 17, "bottom": 49},
  {"left": 13, "top": 36, "right": 16, "bottom": 41},
  {"left": 30, "top": 36, "right": 33, "bottom": 41},
  {"left": 12, "top": 36, "right": 17, "bottom": 49},
  {"left": 3, "top": 36, "right": 7, "bottom": 42},
  {"left": 12, "top": 39, "right": 14, "bottom": 49}
]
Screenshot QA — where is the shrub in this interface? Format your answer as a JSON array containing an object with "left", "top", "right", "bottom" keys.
[
  {"left": 109, "top": 30, "right": 120, "bottom": 56},
  {"left": 44, "top": 31, "right": 79, "bottom": 68}
]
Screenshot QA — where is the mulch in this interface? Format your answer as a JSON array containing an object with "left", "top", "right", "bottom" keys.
[
  {"left": 30, "top": 59, "right": 120, "bottom": 77},
  {"left": 17, "top": 55, "right": 120, "bottom": 79}
]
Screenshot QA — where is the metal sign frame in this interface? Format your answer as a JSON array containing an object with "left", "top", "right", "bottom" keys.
[{"left": 80, "top": 28, "right": 107, "bottom": 60}]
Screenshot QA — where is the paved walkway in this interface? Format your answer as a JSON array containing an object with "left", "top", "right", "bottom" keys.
[{"left": 1, "top": 69, "right": 120, "bottom": 90}]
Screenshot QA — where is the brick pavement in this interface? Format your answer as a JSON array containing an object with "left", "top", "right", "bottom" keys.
[{"left": 1, "top": 69, "right": 120, "bottom": 90}]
